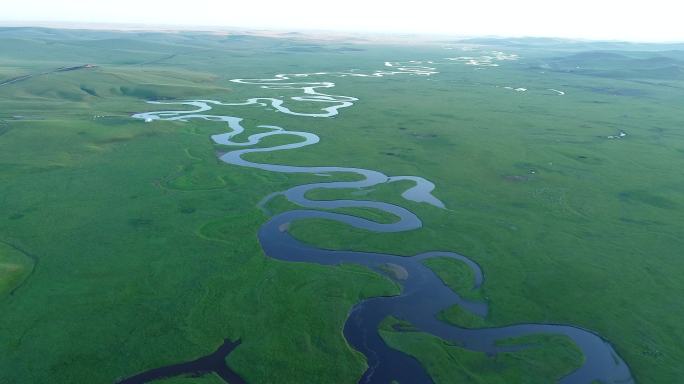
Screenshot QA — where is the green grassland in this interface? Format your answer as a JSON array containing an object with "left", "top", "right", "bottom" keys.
[
  {"left": 0, "top": 27, "right": 683, "bottom": 383},
  {"left": 379, "top": 317, "right": 583, "bottom": 384}
]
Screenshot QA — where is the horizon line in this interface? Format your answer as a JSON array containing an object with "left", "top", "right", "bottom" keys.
[{"left": 2, "top": 20, "right": 684, "bottom": 45}]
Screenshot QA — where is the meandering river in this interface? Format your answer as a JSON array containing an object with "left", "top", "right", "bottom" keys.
[{"left": 125, "top": 61, "right": 634, "bottom": 384}]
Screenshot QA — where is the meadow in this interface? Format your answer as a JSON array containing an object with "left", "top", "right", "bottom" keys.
[{"left": 0, "top": 27, "right": 683, "bottom": 383}]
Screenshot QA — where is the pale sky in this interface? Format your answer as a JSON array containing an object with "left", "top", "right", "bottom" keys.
[{"left": 3, "top": 0, "right": 684, "bottom": 42}]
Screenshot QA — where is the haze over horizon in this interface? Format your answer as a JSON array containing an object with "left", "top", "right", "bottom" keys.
[{"left": 3, "top": 0, "right": 684, "bottom": 42}]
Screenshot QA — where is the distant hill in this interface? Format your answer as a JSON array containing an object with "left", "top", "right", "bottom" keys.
[
  {"left": 453, "top": 36, "right": 684, "bottom": 52},
  {"left": 531, "top": 50, "right": 684, "bottom": 80}
]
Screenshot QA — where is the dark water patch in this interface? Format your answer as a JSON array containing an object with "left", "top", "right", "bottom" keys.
[{"left": 116, "top": 339, "right": 244, "bottom": 384}]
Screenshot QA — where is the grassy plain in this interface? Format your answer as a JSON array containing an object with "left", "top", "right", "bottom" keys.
[
  {"left": 0, "top": 27, "right": 683, "bottom": 383},
  {"left": 379, "top": 317, "right": 583, "bottom": 384}
]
